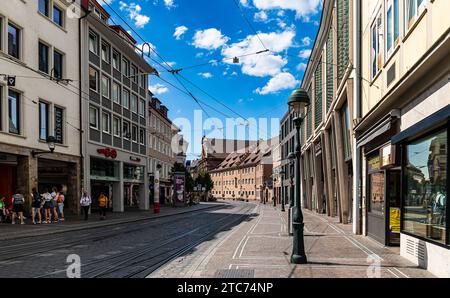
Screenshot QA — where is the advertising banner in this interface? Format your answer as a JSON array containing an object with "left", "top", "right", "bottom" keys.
[{"left": 173, "top": 172, "right": 186, "bottom": 206}]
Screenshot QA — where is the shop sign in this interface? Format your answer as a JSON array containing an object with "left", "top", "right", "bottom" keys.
[
  {"left": 97, "top": 148, "right": 117, "bottom": 159},
  {"left": 7, "top": 76, "right": 16, "bottom": 87},
  {"left": 368, "top": 155, "right": 381, "bottom": 172},
  {"left": 389, "top": 208, "right": 401, "bottom": 233},
  {"left": 380, "top": 145, "right": 395, "bottom": 168},
  {"left": 130, "top": 156, "right": 141, "bottom": 162}
]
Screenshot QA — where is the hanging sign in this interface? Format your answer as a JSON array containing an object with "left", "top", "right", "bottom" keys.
[
  {"left": 7, "top": 76, "right": 16, "bottom": 86},
  {"left": 380, "top": 144, "right": 396, "bottom": 168}
]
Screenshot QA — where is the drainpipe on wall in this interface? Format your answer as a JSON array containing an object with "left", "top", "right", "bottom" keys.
[
  {"left": 353, "top": 0, "right": 362, "bottom": 235},
  {"left": 79, "top": 8, "right": 91, "bottom": 198}
]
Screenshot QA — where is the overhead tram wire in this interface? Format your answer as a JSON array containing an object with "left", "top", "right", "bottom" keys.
[
  {"left": 100, "top": 0, "right": 276, "bottom": 137},
  {"left": 232, "top": 0, "right": 268, "bottom": 51}
]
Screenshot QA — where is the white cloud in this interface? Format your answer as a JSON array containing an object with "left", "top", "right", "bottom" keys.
[
  {"left": 149, "top": 84, "right": 169, "bottom": 95},
  {"left": 252, "top": 0, "right": 322, "bottom": 20},
  {"left": 240, "top": 0, "right": 250, "bottom": 7},
  {"left": 221, "top": 30, "right": 295, "bottom": 77},
  {"left": 192, "top": 28, "right": 230, "bottom": 50},
  {"left": 254, "top": 11, "right": 268, "bottom": 22},
  {"left": 296, "top": 63, "right": 307, "bottom": 71},
  {"left": 166, "top": 61, "right": 177, "bottom": 67},
  {"left": 164, "top": 0, "right": 175, "bottom": 9},
  {"left": 299, "top": 49, "right": 312, "bottom": 59},
  {"left": 255, "top": 72, "right": 299, "bottom": 95},
  {"left": 119, "top": 2, "right": 150, "bottom": 28},
  {"left": 174, "top": 26, "right": 188, "bottom": 40},
  {"left": 198, "top": 72, "right": 213, "bottom": 79},
  {"left": 301, "top": 37, "right": 312, "bottom": 47}
]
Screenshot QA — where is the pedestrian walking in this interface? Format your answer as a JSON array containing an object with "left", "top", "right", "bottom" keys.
[
  {"left": 11, "top": 191, "right": 25, "bottom": 225},
  {"left": 57, "top": 191, "right": 65, "bottom": 221},
  {"left": 31, "top": 188, "right": 42, "bottom": 225},
  {"left": 50, "top": 187, "right": 59, "bottom": 223},
  {"left": 98, "top": 192, "right": 109, "bottom": 220},
  {"left": 80, "top": 191, "right": 91, "bottom": 221},
  {"left": 42, "top": 188, "right": 52, "bottom": 224}
]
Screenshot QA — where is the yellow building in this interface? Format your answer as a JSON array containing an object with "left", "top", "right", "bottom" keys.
[
  {"left": 357, "top": 0, "right": 450, "bottom": 277},
  {"left": 211, "top": 140, "right": 275, "bottom": 202}
]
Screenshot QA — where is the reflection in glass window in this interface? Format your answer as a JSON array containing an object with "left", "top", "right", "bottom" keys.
[{"left": 404, "top": 129, "right": 447, "bottom": 244}]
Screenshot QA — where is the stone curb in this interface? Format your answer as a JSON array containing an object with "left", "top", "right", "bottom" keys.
[{"left": 0, "top": 203, "right": 227, "bottom": 241}]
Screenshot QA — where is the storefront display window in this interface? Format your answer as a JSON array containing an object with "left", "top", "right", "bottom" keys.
[
  {"left": 403, "top": 129, "right": 447, "bottom": 245},
  {"left": 90, "top": 158, "right": 118, "bottom": 181},
  {"left": 124, "top": 164, "right": 145, "bottom": 182}
]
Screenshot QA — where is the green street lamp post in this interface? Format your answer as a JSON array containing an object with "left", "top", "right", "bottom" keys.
[
  {"left": 287, "top": 87, "right": 310, "bottom": 265},
  {"left": 279, "top": 170, "right": 286, "bottom": 212}
]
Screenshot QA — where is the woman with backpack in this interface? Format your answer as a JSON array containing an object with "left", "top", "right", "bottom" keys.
[{"left": 11, "top": 191, "right": 25, "bottom": 225}]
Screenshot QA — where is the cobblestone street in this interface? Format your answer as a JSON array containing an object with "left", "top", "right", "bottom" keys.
[{"left": 150, "top": 202, "right": 435, "bottom": 278}]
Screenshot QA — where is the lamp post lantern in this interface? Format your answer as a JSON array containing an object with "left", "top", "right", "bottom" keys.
[{"left": 287, "top": 87, "right": 310, "bottom": 265}]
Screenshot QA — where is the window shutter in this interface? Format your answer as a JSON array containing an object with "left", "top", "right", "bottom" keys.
[
  {"left": 326, "top": 29, "right": 334, "bottom": 111},
  {"left": 314, "top": 58, "right": 323, "bottom": 129},
  {"left": 307, "top": 87, "right": 312, "bottom": 138},
  {"left": 337, "top": 0, "right": 349, "bottom": 84}
]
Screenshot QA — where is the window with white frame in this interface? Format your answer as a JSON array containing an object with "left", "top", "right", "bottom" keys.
[
  {"left": 112, "top": 50, "right": 120, "bottom": 70},
  {"left": 122, "top": 58, "right": 129, "bottom": 76},
  {"left": 89, "top": 67, "right": 99, "bottom": 92},
  {"left": 405, "top": 0, "right": 426, "bottom": 31},
  {"left": 123, "top": 121, "right": 130, "bottom": 139},
  {"left": 102, "top": 112, "right": 110, "bottom": 134},
  {"left": 139, "top": 99, "right": 145, "bottom": 117},
  {"left": 101, "top": 75, "right": 110, "bottom": 98},
  {"left": 8, "top": 23, "right": 21, "bottom": 59},
  {"left": 89, "top": 30, "right": 98, "bottom": 55},
  {"left": 101, "top": 41, "right": 110, "bottom": 63},
  {"left": 123, "top": 89, "right": 130, "bottom": 109},
  {"left": 139, "top": 128, "right": 145, "bottom": 145},
  {"left": 112, "top": 82, "right": 121, "bottom": 104},
  {"left": 113, "top": 116, "right": 121, "bottom": 137},
  {"left": 89, "top": 106, "right": 99, "bottom": 129},
  {"left": 386, "top": 0, "right": 400, "bottom": 57},
  {"left": 131, "top": 94, "right": 138, "bottom": 114},
  {"left": 132, "top": 125, "right": 138, "bottom": 142},
  {"left": 371, "top": 11, "right": 383, "bottom": 79}
]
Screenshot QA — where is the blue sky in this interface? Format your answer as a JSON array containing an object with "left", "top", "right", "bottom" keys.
[{"left": 99, "top": 0, "right": 323, "bottom": 159}]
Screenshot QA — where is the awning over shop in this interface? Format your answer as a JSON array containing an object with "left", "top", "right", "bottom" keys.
[
  {"left": 356, "top": 116, "right": 394, "bottom": 149},
  {"left": 392, "top": 104, "right": 450, "bottom": 144}
]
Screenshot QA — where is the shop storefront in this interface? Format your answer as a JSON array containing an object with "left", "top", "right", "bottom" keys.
[
  {"left": 0, "top": 154, "right": 17, "bottom": 199},
  {"left": 392, "top": 105, "right": 449, "bottom": 277},
  {"left": 357, "top": 112, "right": 401, "bottom": 246},
  {"left": 123, "top": 163, "right": 145, "bottom": 208},
  {"left": 90, "top": 157, "right": 119, "bottom": 211}
]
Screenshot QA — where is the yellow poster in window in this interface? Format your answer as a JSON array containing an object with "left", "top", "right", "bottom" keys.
[{"left": 390, "top": 208, "right": 401, "bottom": 233}]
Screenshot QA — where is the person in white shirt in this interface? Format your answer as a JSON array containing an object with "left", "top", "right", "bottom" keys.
[
  {"left": 80, "top": 191, "right": 92, "bottom": 221},
  {"left": 42, "top": 189, "right": 53, "bottom": 224}
]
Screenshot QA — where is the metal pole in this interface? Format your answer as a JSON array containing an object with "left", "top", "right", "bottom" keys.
[
  {"left": 291, "top": 117, "right": 307, "bottom": 264},
  {"left": 281, "top": 173, "right": 285, "bottom": 212}
]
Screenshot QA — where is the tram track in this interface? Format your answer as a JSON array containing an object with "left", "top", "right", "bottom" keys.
[
  {"left": 0, "top": 204, "right": 226, "bottom": 262},
  {"left": 33, "top": 202, "right": 257, "bottom": 278}
]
